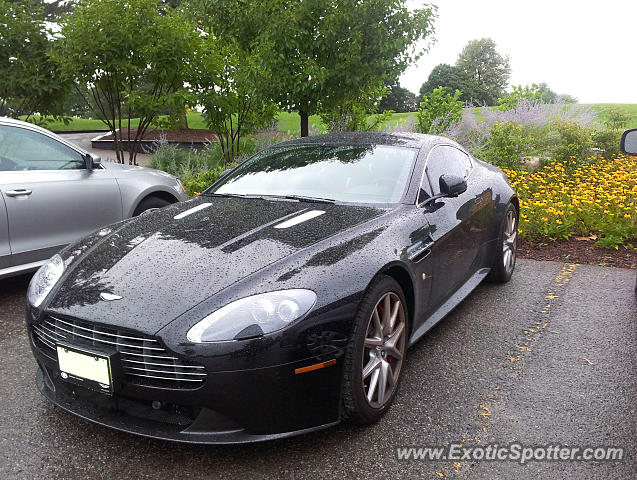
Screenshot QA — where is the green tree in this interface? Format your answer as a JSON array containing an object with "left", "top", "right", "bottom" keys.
[
  {"left": 456, "top": 38, "right": 510, "bottom": 105},
  {"left": 497, "top": 84, "right": 546, "bottom": 110},
  {"left": 416, "top": 87, "right": 463, "bottom": 135},
  {"left": 319, "top": 83, "right": 392, "bottom": 133},
  {"left": 5, "top": 0, "right": 77, "bottom": 21},
  {"left": 259, "top": 0, "right": 436, "bottom": 136},
  {"left": 498, "top": 83, "right": 578, "bottom": 110},
  {"left": 54, "top": 0, "right": 198, "bottom": 164},
  {"left": 419, "top": 63, "right": 485, "bottom": 105},
  {"left": 536, "top": 82, "right": 558, "bottom": 103},
  {"left": 185, "top": 0, "right": 277, "bottom": 164},
  {"left": 379, "top": 85, "right": 418, "bottom": 113},
  {"left": 0, "top": 0, "right": 69, "bottom": 122},
  {"left": 190, "top": 38, "right": 276, "bottom": 165},
  {"left": 557, "top": 93, "right": 578, "bottom": 104}
]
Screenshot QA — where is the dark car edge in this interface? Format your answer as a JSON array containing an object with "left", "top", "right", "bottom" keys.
[
  {"left": 620, "top": 128, "right": 637, "bottom": 295},
  {"left": 25, "top": 132, "right": 518, "bottom": 444}
]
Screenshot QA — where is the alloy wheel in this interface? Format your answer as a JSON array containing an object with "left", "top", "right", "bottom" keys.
[
  {"left": 502, "top": 209, "right": 517, "bottom": 274},
  {"left": 362, "top": 292, "right": 406, "bottom": 408}
]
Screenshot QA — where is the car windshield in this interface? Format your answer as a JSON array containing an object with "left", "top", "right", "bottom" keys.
[{"left": 208, "top": 144, "right": 417, "bottom": 204}]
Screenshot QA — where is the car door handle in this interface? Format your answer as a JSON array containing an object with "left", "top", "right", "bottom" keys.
[{"left": 5, "top": 189, "right": 33, "bottom": 197}]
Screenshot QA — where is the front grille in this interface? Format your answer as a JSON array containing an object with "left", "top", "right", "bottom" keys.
[{"left": 32, "top": 315, "right": 206, "bottom": 390}]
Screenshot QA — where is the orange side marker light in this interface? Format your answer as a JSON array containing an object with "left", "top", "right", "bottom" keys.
[{"left": 294, "top": 358, "right": 337, "bottom": 374}]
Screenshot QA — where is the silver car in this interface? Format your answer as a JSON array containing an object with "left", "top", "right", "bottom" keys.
[{"left": 0, "top": 118, "right": 188, "bottom": 279}]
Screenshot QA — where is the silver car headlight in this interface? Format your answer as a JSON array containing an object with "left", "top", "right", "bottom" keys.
[
  {"left": 27, "top": 254, "right": 65, "bottom": 307},
  {"left": 187, "top": 289, "right": 317, "bottom": 343}
]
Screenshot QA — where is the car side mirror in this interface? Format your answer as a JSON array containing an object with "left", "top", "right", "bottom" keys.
[
  {"left": 84, "top": 152, "right": 101, "bottom": 170},
  {"left": 620, "top": 129, "right": 637, "bottom": 155},
  {"left": 439, "top": 174, "right": 467, "bottom": 197}
]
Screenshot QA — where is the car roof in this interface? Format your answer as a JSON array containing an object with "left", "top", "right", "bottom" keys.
[
  {"left": 0, "top": 116, "right": 89, "bottom": 155},
  {"left": 0, "top": 116, "right": 56, "bottom": 135},
  {"left": 275, "top": 131, "right": 443, "bottom": 149}
]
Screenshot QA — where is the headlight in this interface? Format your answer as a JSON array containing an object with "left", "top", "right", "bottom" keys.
[
  {"left": 187, "top": 289, "right": 317, "bottom": 343},
  {"left": 27, "top": 254, "right": 65, "bottom": 307}
]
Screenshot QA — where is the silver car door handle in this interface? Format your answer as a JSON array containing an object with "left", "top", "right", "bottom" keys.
[{"left": 5, "top": 189, "right": 33, "bottom": 197}]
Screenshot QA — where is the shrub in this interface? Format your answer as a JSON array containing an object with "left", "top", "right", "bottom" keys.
[
  {"left": 149, "top": 129, "right": 288, "bottom": 195},
  {"left": 551, "top": 121, "right": 593, "bottom": 164},
  {"left": 482, "top": 122, "right": 531, "bottom": 169},
  {"left": 592, "top": 128, "right": 622, "bottom": 158},
  {"left": 416, "top": 87, "right": 463, "bottom": 135},
  {"left": 590, "top": 106, "right": 630, "bottom": 159},
  {"left": 600, "top": 105, "right": 631, "bottom": 131},
  {"left": 445, "top": 100, "right": 596, "bottom": 159},
  {"left": 181, "top": 165, "right": 235, "bottom": 196},
  {"left": 148, "top": 143, "right": 224, "bottom": 179},
  {"left": 497, "top": 84, "right": 545, "bottom": 111},
  {"left": 148, "top": 132, "right": 280, "bottom": 179}
]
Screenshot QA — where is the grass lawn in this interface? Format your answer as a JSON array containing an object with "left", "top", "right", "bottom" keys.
[
  {"left": 276, "top": 111, "right": 414, "bottom": 134},
  {"left": 25, "top": 112, "right": 209, "bottom": 131},
  {"left": 23, "top": 104, "right": 637, "bottom": 133},
  {"left": 28, "top": 110, "right": 415, "bottom": 134},
  {"left": 586, "top": 103, "right": 637, "bottom": 129}
]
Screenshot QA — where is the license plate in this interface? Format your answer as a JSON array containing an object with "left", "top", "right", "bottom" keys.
[{"left": 57, "top": 345, "right": 112, "bottom": 393}]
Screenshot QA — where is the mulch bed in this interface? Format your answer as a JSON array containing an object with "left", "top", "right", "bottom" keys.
[
  {"left": 518, "top": 238, "right": 636, "bottom": 269},
  {"left": 101, "top": 128, "right": 217, "bottom": 142}
]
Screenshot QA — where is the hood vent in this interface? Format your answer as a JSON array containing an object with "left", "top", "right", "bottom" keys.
[
  {"left": 174, "top": 203, "right": 212, "bottom": 220},
  {"left": 274, "top": 210, "right": 325, "bottom": 229}
]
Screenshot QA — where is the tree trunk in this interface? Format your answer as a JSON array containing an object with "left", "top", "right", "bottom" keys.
[
  {"left": 300, "top": 110, "right": 309, "bottom": 137},
  {"left": 181, "top": 106, "right": 189, "bottom": 130}
]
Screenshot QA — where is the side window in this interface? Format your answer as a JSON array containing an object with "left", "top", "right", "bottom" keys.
[
  {"left": 425, "top": 146, "right": 471, "bottom": 195},
  {"left": 0, "top": 125, "right": 85, "bottom": 172}
]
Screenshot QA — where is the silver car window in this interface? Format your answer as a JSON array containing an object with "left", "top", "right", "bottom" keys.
[{"left": 0, "top": 125, "right": 85, "bottom": 171}]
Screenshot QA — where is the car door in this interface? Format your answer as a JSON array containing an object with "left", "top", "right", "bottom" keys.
[
  {"left": 418, "top": 145, "right": 486, "bottom": 309},
  {"left": 0, "top": 123, "right": 123, "bottom": 267},
  {"left": 0, "top": 193, "right": 9, "bottom": 270}
]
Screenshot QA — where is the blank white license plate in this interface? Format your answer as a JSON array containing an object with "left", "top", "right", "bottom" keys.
[{"left": 57, "top": 345, "right": 111, "bottom": 388}]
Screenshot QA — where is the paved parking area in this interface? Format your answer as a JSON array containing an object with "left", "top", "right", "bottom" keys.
[
  {"left": 58, "top": 132, "right": 151, "bottom": 167},
  {"left": 0, "top": 259, "right": 635, "bottom": 479}
]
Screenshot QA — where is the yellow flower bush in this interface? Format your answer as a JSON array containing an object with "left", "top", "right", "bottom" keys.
[{"left": 503, "top": 154, "right": 637, "bottom": 248}]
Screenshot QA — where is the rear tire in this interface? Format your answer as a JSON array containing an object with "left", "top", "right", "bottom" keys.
[
  {"left": 487, "top": 202, "right": 518, "bottom": 283},
  {"left": 132, "top": 196, "right": 172, "bottom": 216},
  {"left": 343, "top": 275, "right": 408, "bottom": 425}
]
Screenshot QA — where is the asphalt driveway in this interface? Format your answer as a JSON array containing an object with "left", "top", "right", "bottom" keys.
[
  {"left": 0, "top": 259, "right": 635, "bottom": 479},
  {"left": 57, "top": 132, "right": 151, "bottom": 167}
]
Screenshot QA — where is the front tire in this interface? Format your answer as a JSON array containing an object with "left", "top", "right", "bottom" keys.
[
  {"left": 343, "top": 275, "right": 408, "bottom": 425},
  {"left": 487, "top": 202, "right": 518, "bottom": 283},
  {"left": 132, "top": 196, "right": 172, "bottom": 216}
]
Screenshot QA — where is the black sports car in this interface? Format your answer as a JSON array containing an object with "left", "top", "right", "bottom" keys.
[{"left": 26, "top": 132, "right": 518, "bottom": 443}]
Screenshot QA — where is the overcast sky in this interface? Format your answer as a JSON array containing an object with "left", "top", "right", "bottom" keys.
[{"left": 399, "top": 0, "right": 637, "bottom": 103}]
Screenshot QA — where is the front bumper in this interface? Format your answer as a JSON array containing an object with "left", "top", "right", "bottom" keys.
[{"left": 31, "top": 333, "right": 344, "bottom": 444}]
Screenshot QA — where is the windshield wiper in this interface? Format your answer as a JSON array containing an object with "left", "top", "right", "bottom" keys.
[
  {"left": 282, "top": 195, "right": 335, "bottom": 204},
  {"left": 203, "top": 192, "right": 335, "bottom": 204},
  {"left": 202, "top": 192, "right": 248, "bottom": 198}
]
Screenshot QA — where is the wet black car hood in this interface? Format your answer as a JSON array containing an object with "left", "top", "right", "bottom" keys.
[{"left": 48, "top": 196, "right": 386, "bottom": 335}]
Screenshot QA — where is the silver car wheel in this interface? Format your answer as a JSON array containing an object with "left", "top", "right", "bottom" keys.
[
  {"left": 362, "top": 292, "right": 406, "bottom": 408},
  {"left": 502, "top": 209, "right": 517, "bottom": 274}
]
